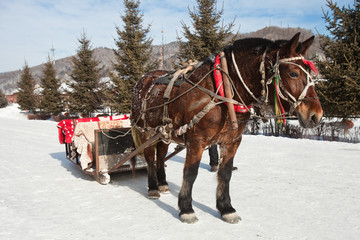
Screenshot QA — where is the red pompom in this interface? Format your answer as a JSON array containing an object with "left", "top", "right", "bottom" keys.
[{"left": 302, "top": 59, "right": 318, "bottom": 75}]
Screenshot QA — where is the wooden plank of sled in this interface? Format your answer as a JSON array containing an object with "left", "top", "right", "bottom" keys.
[{"left": 94, "top": 129, "right": 106, "bottom": 184}]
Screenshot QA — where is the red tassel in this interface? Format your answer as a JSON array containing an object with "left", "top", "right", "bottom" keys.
[
  {"left": 302, "top": 59, "right": 318, "bottom": 75},
  {"left": 274, "top": 77, "right": 286, "bottom": 125}
]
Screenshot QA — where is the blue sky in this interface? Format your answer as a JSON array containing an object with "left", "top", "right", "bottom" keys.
[{"left": 0, "top": 0, "right": 354, "bottom": 72}]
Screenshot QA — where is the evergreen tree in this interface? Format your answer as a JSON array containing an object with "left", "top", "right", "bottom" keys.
[
  {"left": 67, "top": 32, "right": 102, "bottom": 117},
  {"left": 109, "top": 0, "right": 158, "bottom": 113},
  {"left": 0, "top": 89, "right": 8, "bottom": 108},
  {"left": 316, "top": 0, "right": 360, "bottom": 118},
  {"left": 177, "top": 0, "right": 236, "bottom": 61},
  {"left": 17, "top": 63, "right": 37, "bottom": 112},
  {"left": 38, "top": 57, "right": 63, "bottom": 115}
]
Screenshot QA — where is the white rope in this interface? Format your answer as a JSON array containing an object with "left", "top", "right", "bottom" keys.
[{"left": 231, "top": 51, "right": 262, "bottom": 104}]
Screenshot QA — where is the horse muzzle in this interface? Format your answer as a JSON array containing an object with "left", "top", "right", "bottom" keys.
[{"left": 296, "top": 103, "right": 323, "bottom": 128}]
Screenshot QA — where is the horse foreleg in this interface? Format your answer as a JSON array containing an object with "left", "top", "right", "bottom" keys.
[
  {"left": 156, "top": 141, "right": 170, "bottom": 193},
  {"left": 144, "top": 146, "right": 160, "bottom": 199},
  {"left": 217, "top": 140, "right": 242, "bottom": 223},
  {"left": 178, "top": 146, "right": 203, "bottom": 224}
]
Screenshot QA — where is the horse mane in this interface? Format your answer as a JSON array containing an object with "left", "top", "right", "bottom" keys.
[
  {"left": 229, "top": 38, "right": 288, "bottom": 55},
  {"left": 200, "top": 38, "right": 290, "bottom": 65},
  {"left": 201, "top": 34, "right": 309, "bottom": 65},
  {"left": 231, "top": 37, "right": 308, "bottom": 55},
  {"left": 200, "top": 36, "right": 301, "bottom": 70}
]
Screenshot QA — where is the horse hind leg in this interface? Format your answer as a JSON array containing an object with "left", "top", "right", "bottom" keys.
[
  {"left": 143, "top": 146, "right": 161, "bottom": 199},
  {"left": 156, "top": 141, "right": 170, "bottom": 193}
]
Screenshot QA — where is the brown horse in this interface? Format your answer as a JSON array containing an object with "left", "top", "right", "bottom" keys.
[{"left": 131, "top": 33, "right": 323, "bottom": 224}]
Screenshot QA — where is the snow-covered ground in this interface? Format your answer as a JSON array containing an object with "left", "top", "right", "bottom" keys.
[{"left": 0, "top": 104, "right": 359, "bottom": 240}]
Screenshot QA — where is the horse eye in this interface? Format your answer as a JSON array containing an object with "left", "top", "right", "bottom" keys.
[{"left": 289, "top": 72, "right": 299, "bottom": 78}]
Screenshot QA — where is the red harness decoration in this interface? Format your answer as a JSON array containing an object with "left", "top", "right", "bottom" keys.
[
  {"left": 302, "top": 59, "right": 318, "bottom": 75},
  {"left": 214, "top": 54, "right": 251, "bottom": 113}
]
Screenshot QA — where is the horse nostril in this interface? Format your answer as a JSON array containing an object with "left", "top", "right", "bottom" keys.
[{"left": 310, "top": 113, "right": 319, "bottom": 125}]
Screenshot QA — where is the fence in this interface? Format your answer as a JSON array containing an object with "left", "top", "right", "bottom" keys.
[{"left": 244, "top": 118, "right": 359, "bottom": 143}]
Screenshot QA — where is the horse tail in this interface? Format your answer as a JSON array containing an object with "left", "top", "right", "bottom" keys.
[
  {"left": 130, "top": 126, "right": 143, "bottom": 181},
  {"left": 131, "top": 126, "right": 144, "bottom": 156}
]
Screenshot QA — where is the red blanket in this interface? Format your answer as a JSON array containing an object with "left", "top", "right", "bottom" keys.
[{"left": 57, "top": 115, "right": 130, "bottom": 144}]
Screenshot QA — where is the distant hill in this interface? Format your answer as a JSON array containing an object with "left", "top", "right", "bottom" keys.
[
  {"left": 0, "top": 47, "right": 117, "bottom": 95},
  {"left": 0, "top": 27, "right": 322, "bottom": 94}
]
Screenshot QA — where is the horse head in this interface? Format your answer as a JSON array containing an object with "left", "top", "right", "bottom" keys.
[{"left": 264, "top": 33, "right": 323, "bottom": 128}]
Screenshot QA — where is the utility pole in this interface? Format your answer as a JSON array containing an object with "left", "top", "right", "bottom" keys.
[
  {"left": 160, "top": 28, "right": 165, "bottom": 70},
  {"left": 50, "top": 44, "right": 56, "bottom": 65}
]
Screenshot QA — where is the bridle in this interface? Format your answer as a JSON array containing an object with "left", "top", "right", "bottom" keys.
[
  {"left": 231, "top": 48, "right": 316, "bottom": 119},
  {"left": 273, "top": 52, "right": 315, "bottom": 112}
]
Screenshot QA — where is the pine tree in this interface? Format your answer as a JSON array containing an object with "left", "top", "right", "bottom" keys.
[
  {"left": 67, "top": 32, "right": 102, "bottom": 117},
  {"left": 17, "top": 63, "right": 37, "bottom": 112},
  {"left": 316, "top": 0, "right": 360, "bottom": 118},
  {"left": 38, "top": 57, "right": 63, "bottom": 115},
  {"left": 0, "top": 89, "right": 8, "bottom": 108},
  {"left": 109, "top": 0, "right": 158, "bottom": 113},
  {"left": 177, "top": 0, "right": 236, "bottom": 61}
]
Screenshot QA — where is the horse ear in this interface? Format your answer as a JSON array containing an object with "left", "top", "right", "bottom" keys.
[
  {"left": 298, "top": 36, "right": 315, "bottom": 56},
  {"left": 279, "top": 32, "right": 300, "bottom": 57}
]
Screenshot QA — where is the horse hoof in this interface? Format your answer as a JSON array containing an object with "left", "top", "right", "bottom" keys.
[
  {"left": 180, "top": 213, "right": 198, "bottom": 224},
  {"left": 159, "top": 185, "right": 171, "bottom": 194},
  {"left": 148, "top": 190, "right": 160, "bottom": 199},
  {"left": 222, "top": 212, "right": 241, "bottom": 224}
]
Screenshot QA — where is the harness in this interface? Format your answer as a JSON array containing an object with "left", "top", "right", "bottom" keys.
[{"left": 133, "top": 47, "right": 318, "bottom": 142}]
